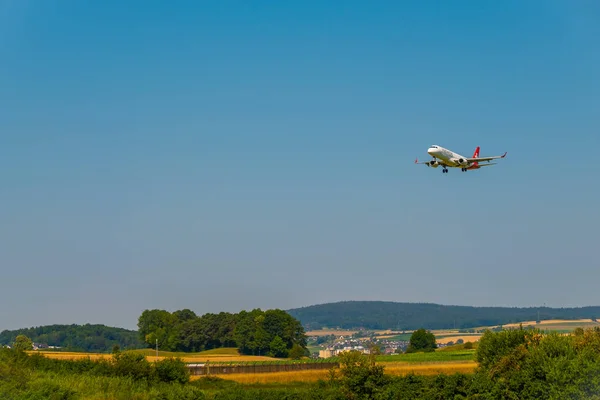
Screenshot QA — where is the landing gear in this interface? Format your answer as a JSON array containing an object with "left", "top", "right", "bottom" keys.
[
  {"left": 442, "top": 168, "right": 448, "bottom": 173},
  {"left": 461, "top": 168, "right": 467, "bottom": 172}
]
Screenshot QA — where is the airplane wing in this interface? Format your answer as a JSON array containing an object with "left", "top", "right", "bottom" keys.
[
  {"left": 414, "top": 158, "right": 452, "bottom": 167},
  {"left": 466, "top": 152, "right": 507, "bottom": 163},
  {"left": 476, "top": 163, "right": 497, "bottom": 167}
]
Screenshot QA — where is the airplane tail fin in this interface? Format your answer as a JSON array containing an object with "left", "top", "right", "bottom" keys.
[{"left": 472, "top": 146, "right": 480, "bottom": 166}]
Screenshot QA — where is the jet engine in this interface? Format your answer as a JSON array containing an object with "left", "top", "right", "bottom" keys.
[
  {"left": 455, "top": 158, "right": 469, "bottom": 166},
  {"left": 427, "top": 160, "right": 439, "bottom": 168}
]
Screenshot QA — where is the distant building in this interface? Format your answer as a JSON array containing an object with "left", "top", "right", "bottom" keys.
[{"left": 318, "top": 346, "right": 370, "bottom": 358}]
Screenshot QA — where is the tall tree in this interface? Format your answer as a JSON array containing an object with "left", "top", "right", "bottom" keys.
[
  {"left": 13, "top": 334, "right": 33, "bottom": 351},
  {"left": 406, "top": 328, "right": 437, "bottom": 353},
  {"left": 137, "top": 309, "right": 177, "bottom": 350}
]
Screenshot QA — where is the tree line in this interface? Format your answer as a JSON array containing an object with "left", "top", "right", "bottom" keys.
[
  {"left": 137, "top": 308, "right": 308, "bottom": 358},
  {"left": 288, "top": 300, "right": 600, "bottom": 330},
  {"left": 0, "top": 324, "right": 144, "bottom": 353}
]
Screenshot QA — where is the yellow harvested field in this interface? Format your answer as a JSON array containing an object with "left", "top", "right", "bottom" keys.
[
  {"left": 196, "top": 362, "right": 478, "bottom": 384},
  {"left": 436, "top": 335, "right": 482, "bottom": 344},
  {"left": 501, "top": 319, "right": 599, "bottom": 329},
  {"left": 371, "top": 330, "right": 396, "bottom": 335},
  {"left": 382, "top": 361, "right": 477, "bottom": 375},
  {"left": 29, "top": 351, "right": 112, "bottom": 360},
  {"left": 194, "top": 369, "right": 329, "bottom": 384},
  {"left": 170, "top": 355, "right": 278, "bottom": 363},
  {"left": 31, "top": 351, "right": 278, "bottom": 363}
]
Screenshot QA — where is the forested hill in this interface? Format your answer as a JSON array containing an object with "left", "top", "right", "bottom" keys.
[
  {"left": 0, "top": 324, "right": 145, "bottom": 352},
  {"left": 287, "top": 301, "right": 600, "bottom": 330}
]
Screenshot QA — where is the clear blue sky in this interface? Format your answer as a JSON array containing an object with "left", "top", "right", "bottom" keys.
[{"left": 1, "top": 1, "right": 598, "bottom": 331}]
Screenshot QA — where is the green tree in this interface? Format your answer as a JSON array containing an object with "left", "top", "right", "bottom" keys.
[
  {"left": 335, "top": 350, "right": 390, "bottom": 399},
  {"left": 137, "top": 309, "right": 177, "bottom": 350},
  {"left": 154, "top": 357, "right": 190, "bottom": 384},
  {"left": 475, "top": 325, "right": 535, "bottom": 370},
  {"left": 13, "top": 335, "right": 33, "bottom": 351},
  {"left": 288, "top": 343, "right": 306, "bottom": 359},
  {"left": 253, "top": 314, "right": 270, "bottom": 356},
  {"left": 134, "top": 307, "right": 308, "bottom": 356},
  {"left": 269, "top": 335, "right": 288, "bottom": 358},
  {"left": 233, "top": 310, "right": 255, "bottom": 354},
  {"left": 406, "top": 328, "right": 437, "bottom": 352},
  {"left": 470, "top": 327, "right": 600, "bottom": 399},
  {"left": 112, "top": 351, "right": 153, "bottom": 381}
]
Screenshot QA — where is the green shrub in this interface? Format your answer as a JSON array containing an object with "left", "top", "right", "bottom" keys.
[
  {"left": 112, "top": 351, "right": 154, "bottom": 381},
  {"left": 154, "top": 357, "right": 190, "bottom": 384}
]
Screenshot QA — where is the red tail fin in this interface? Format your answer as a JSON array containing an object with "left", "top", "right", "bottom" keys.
[{"left": 472, "top": 146, "right": 480, "bottom": 167}]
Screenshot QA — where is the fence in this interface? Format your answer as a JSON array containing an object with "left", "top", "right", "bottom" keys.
[{"left": 187, "top": 361, "right": 339, "bottom": 376}]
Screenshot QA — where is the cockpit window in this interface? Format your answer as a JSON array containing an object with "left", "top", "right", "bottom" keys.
[{"left": 431, "top": 145, "right": 438, "bottom": 148}]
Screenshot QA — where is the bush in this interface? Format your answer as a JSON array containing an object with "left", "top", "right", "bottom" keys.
[
  {"left": 112, "top": 351, "right": 154, "bottom": 381},
  {"left": 155, "top": 357, "right": 190, "bottom": 384},
  {"left": 334, "top": 350, "right": 391, "bottom": 398},
  {"left": 288, "top": 343, "right": 307, "bottom": 359}
]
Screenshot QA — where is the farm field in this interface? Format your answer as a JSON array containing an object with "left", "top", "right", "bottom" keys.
[
  {"left": 30, "top": 343, "right": 479, "bottom": 385},
  {"left": 499, "top": 319, "right": 600, "bottom": 331},
  {"left": 432, "top": 319, "right": 599, "bottom": 345},
  {"left": 33, "top": 348, "right": 475, "bottom": 364},
  {"left": 374, "top": 333, "right": 413, "bottom": 340},
  {"left": 435, "top": 334, "right": 482, "bottom": 344},
  {"left": 193, "top": 360, "right": 478, "bottom": 384},
  {"left": 32, "top": 347, "right": 280, "bottom": 363},
  {"left": 28, "top": 351, "right": 112, "bottom": 361},
  {"left": 305, "top": 329, "right": 361, "bottom": 337},
  {"left": 375, "top": 350, "right": 475, "bottom": 363}
]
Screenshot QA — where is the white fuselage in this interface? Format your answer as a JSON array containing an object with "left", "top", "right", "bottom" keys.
[{"left": 427, "top": 145, "right": 471, "bottom": 167}]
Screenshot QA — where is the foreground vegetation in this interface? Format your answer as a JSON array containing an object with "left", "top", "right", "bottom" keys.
[{"left": 3, "top": 326, "right": 600, "bottom": 399}]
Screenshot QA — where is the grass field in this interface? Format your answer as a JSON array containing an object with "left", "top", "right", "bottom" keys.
[
  {"left": 305, "top": 329, "right": 360, "bottom": 337},
  {"left": 438, "top": 342, "right": 479, "bottom": 352},
  {"left": 306, "top": 345, "right": 322, "bottom": 355},
  {"left": 375, "top": 333, "right": 413, "bottom": 340},
  {"left": 375, "top": 350, "right": 475, "bottom": 363}
]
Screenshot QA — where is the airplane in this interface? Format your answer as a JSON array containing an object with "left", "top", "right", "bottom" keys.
[{"left": 415, "top": 145, "right": 507, "bottom": 173}]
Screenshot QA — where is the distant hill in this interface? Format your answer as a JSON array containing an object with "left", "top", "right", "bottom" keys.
[
  {"left": 0, "top": 324, "right": 145, "bottom": 353},
  {"left": 287, "top": 301, "right": 600, "bottom": 331}
]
